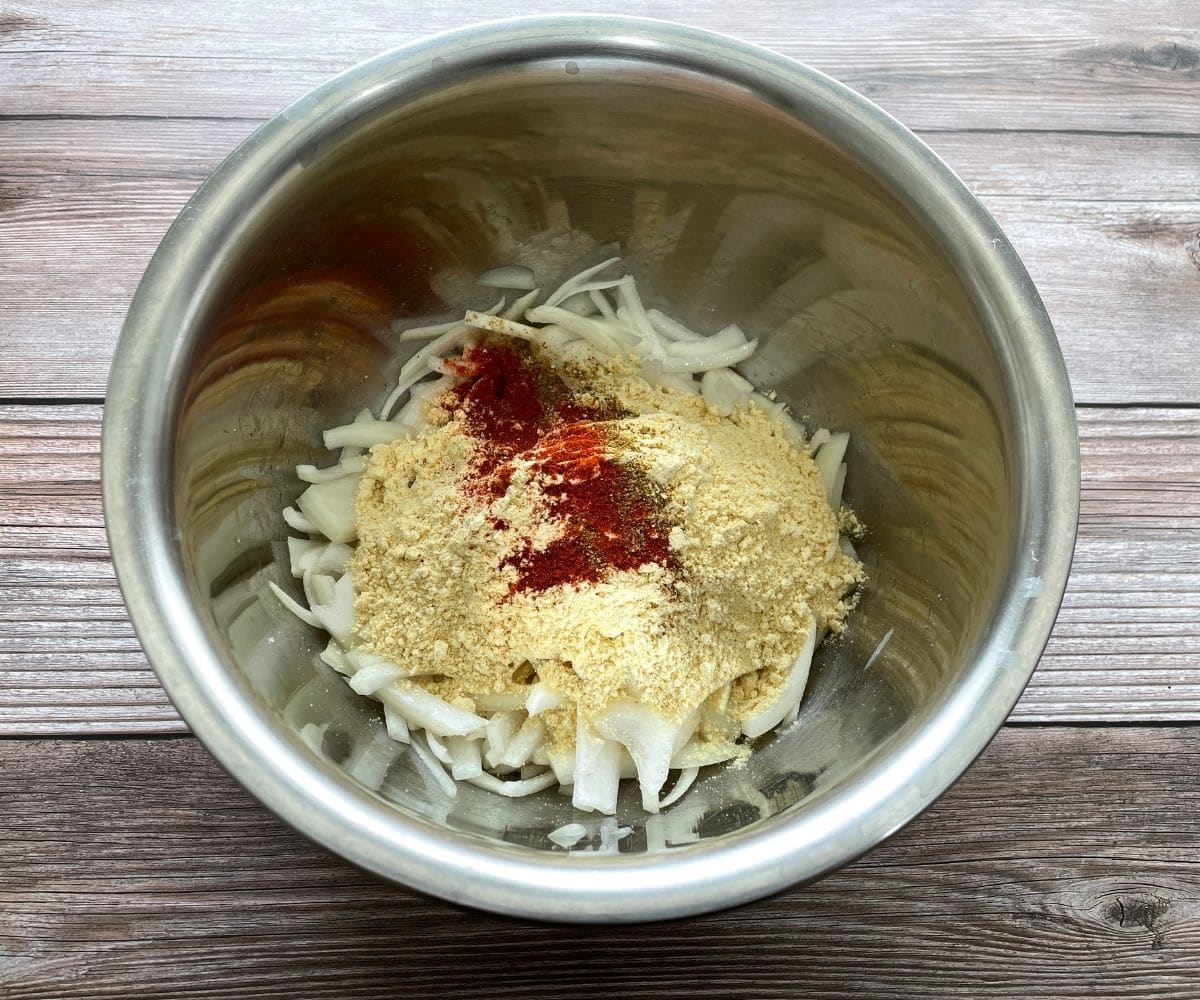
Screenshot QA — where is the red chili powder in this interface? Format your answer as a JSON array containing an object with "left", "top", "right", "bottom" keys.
[{"left": 441, "top": 338, "right": 675, "bottom": 594}]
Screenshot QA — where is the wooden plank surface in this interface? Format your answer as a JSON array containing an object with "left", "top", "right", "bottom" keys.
[
  {"left": 3, "top": 3, "right": 1200, "bottom": 993},
  {"left": 2, "top": 0, "right": 1199, "bottom": 132},
  {"left": 2, "top": 131, "right": 1198, "bottom": 401},
  {"left": 2, "top": 726, "right": 1198, "bottom": 999},
  {"left": 1, "top": 404, "right": 1197, "bottom": 733},
  {"left": 2, "top": 21, "right": 1200, "bottom": 401}
]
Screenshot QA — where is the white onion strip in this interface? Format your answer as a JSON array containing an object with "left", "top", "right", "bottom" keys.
[
  {"left": 647, "top": 308, "right": 704, "bottom": 343},
  {"left": 812, "top": 432, "right": 850, "bottom": 506},
  {"left": 376, "top": 684, "right": 487, "bottom": 739},
  {"left": 477, "top": 265, "right": 535, "bottom": 290},
  {"left": 658, "top": 767, "right": 700, "bottom": 809},
  {"left": 544, "top": 255, "right": 621, "bottom": 307},
  {"left": 464, "top": 310, "right": 543, "bottom": 342},
  {"left": 282, "top": 506, "right": 316, "bottom": 534},
  {"left": 398, "top": 318, "right": 462, "bottom": 343},
  {"left": 322, "top": 421, "right": 404, "bottom": 450},
  {"left": 660, "top": 338, "right": 758, "bottom": 373},
  {"left": 664, "top": 324, "right": 746, "bottom": 357},
  {"left": 467, "top": 770, "right": 559, "bottom": 797},
  {"left": 267, "top": 581, "right": 320, "bottom": 627},
  {"left": 741, "top": 614, "right": 817, "bottom": 738},
  {"left": 379, "top": 326, "right": 473, "bottom": 420},
  {"left": 410, "top": 731, "right": 458, "bottom": 797},
  {"left": 296, "top": 456, "right": 366, "bottom": 484},
  {"left": 397, "top": 297, "right": 504, "bottom": 342}
]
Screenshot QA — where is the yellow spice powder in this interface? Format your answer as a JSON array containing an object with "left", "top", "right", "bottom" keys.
[{"left": 350, "top": 351, "right": 862, "bottom": 755}]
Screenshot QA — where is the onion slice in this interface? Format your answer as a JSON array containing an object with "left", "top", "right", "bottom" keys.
[{"left": 477, "top": 264, "right": 536, "bottom": 290}]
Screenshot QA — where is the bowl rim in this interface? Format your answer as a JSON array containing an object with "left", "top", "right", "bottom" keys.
[{"left": 102, "top": 14, "right": 1079, "bottom": 923}]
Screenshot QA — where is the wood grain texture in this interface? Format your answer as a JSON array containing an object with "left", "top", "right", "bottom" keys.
[
  {"left": 1, "top": 404, "right": 1197, "bottom": 733},
  {"left": 1026, "top": 408, "right": 1200, "bottom": 719},
  {"left": 1, "top": 0, "right": 1199, "bottom": 132},
  {"left": 2, "top": 5, "right": 1199, "bottom": 990},
  {"left": 2, "top": 727, "right": 1198, "bottom": 999},
  {"left": 0, "top": 406, "right": 178, "bottom": 732},
  {"left": 2, "top": 119, "right": 1199, "bottom": 402}
]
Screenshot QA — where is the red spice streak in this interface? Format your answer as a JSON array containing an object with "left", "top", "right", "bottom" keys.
[{"left": 442, "top": 340, "right": 673, "bottom": 594}]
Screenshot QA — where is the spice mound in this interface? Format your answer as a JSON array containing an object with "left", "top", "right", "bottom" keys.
[
  {"left": 272, "top": 258, "right": 865, "bottom": 816},
  {"left": 350, "top": 337, "right": 862, "bottom": 809}
]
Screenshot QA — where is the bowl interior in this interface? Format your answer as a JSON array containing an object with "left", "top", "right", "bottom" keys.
[{"left": 170, "top": 55, "right": 1018, "bottom": 860}]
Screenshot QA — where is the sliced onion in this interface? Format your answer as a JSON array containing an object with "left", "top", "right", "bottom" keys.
[
  {"left": 295, "top": 474, "right": 361, "bottom": 544},
  {"left": 425, "top": 732, "right": 453, "bottom": 765},
  {"left": 741, "top": 614, "right": 817, "bottom": 738},
  {"left": 282, "top": 506, "right": 316, "bottom": 534},
  {"left": 296, "top": 455, "right": 366, "bottom": 484},
  {"left": 377, "top": 684, "right": 487, "bottom": 739},
  {"left": 658, "top": 766, "right": 700, "bottom": 809},
  {"left": 307, "top": 542, "right": 353, "bottom": 577},
  {"left": 830, "top": 463, "right": 848, "bottom": 510},
  {"left": 655, "top": 372, "right": 701, "bottom": 396},
  {"left": 699, "top": 368, "right": 753, "bottom": 415},
  {"left": 483, "top": 710, "right": 521, "bottom": 767},
  {"left": 384, "top": 705, "right": 411, "bottom": 744},
  {"left": 379, "top": 326, "right": 471, "bottom": 419},
  {"left": 595, "top": 701, "right": 692, "bottom": 813},
  {"left": 524, "top": 305, "right": 632, "bottom": 354},
  {"left": 660, "top": 338, "right": 757, "bottom": 373},
  {"left": 812, "top": 432, "right": 850, "bottom": 507},
  {"left": 572, "top": 718, "right": 621, "bottom": 814},
  {"left": 467, "top": 770, "right": 558, "bottom": 797},
  {"left": 614, "top": 276, "right": 664, "bottom": 357},
  {"left": 319, "top": 639, "right": 351, "bottom": 676},
  {"left": 409, "top": 731, "right": 457, "bottom": 798},
  {"left": 547, "top": 822, "right": 588, "bottom": 848},
  {"left": 447, "top": 735, "right": 483, "bottom": 779},
  {"left": 646, "top": 308, "right": 704, "bottom": 343},
  {"left": 322, "top": 421, "right": 404, "bottom": 451},
  {"left": 310, "top": 570, "right": 354, "bottom": 646},
  {"left": 397, "top": 297, "right": 503, "bottom": 343},
  {"left": 589, "top": 288, "right": 617, "bottom": 320},
  {"left": 477, "top": 264, "right": 536, "bottom": 290},
  {"left": 287, "top": 537, "right": 322, "bottom": 577},
  {"left": 347, "top": 659, "right": 406, "bottom": 695},
  {"left": 503, "top": 288, "right": 541, "bottom": 320},
  {"left": 548, "top": 746, "right": 577, "bottom": 786},
  {"left": 303, "top": 571, "right": 336, "bottom": 609},
  {"left": 863, "top": 628, "right": 895, "bottom": 673},
  {"left": 807, "top": 427, "right": 832, "bottom": 455},
  {"left": 397, "top": 317, "right": 464, "bottom": 343},
  {"left": 671, "top": 738, "right": 742, "bottom": 769},
  {"left": 544, "top": 255, "right": 621, "bottom": 307},
  {"left": 267, "top": 580, "right": 320, "bottom": 627},
  {"left": 556, "top": 290, "right": 601, "bottom": 316},
  {"left": 663, "top": 324, "right": 746, "bottom": 357},
  {"left": 345, "top": 730, "right": 401, "bottom": 790},
  {"left": 495, "top": 717, "right": 545, "bottom": 768},
  {"left": 464, "top": 310, "right": 543, "bottom": 342},
  {"left": 527, "top": 682, "right": 566, "bottom": 716}
]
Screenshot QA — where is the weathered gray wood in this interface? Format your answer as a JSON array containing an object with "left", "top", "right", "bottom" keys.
[
  {"left": 1022, "top": 407, "right": 1200, "bottom": 719},
  {"left": 2, "top": 119, "right": 1199, "bottom": 402},
  {"left": 0, "top": 405, "right": 179, "bottom": 731},
  {"left": 1, "top": 727, "right": 1197, "bottom": 998},
  {"left": 2, "top": 4, "right": 1198, "bottom": 994},
  {"left": 2, "top": 1, "right": 1199, "bottom": 132},
  {"left": 0, "top": 404, "right": 1197, "bottom": 733}
]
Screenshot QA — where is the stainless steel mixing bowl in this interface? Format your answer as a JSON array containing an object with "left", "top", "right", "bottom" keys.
[{"left": 103, "top": 16, "right": 1078, "bottom": 922}]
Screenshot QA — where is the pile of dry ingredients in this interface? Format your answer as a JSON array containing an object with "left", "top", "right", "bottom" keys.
[{"left": 351, "top": 335, "right": 863, "bottom": 776}]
